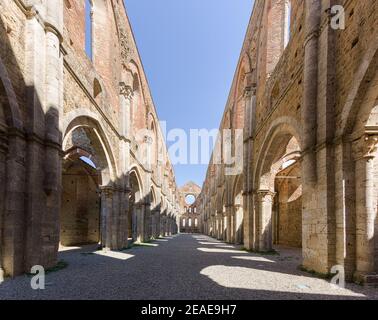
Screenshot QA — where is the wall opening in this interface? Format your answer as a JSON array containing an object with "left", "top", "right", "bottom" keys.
[
  {"left": 61, "top": 155, "right": 100, "bottom": 246},
  {"left": 283, "top": 0, "right": 292, "bottom": 49},
  {"left": 85, "top": 0, "right": 93, "bottom": 60}
]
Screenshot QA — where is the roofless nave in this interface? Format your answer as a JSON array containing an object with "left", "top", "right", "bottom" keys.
[{"left": 0, "top": 0, "right": 378, "bottom": 289}]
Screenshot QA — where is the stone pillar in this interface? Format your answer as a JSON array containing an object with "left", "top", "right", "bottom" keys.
[
  {"left": 159, "top": 215, "right": 165, "bottom": 237},
  {"left": 0, "top": 131, "right": 7, "bottom": 276},
  {"left": 119, "top": 189, "right": 130, "bottom": 249},
  {"left": 100, "top": 186, "right": 114, "bottom": 249},
  {"left": 166, "top": 216, "right": 171, "bottom": 236},
  {"left": 1, "top": 134, "right": 26, "bottom": 276},
  {"left": 354, "top": 135, "right": 378, "bottom": 280},
  {"left": 334, "top": 138, "right": 356, "bottom": 280},
  {"left": 119, "top": 83, "right": 133, "bottom": 248},
  {"left": 302, "top": 0, "right": 320, "bottom": 185},
  {"left": 235, "top": 204, "right": 243, "bottom": 244},
  {"left": 243, "top": 84, "right": 255, "bottom": 250},
  {"left": 136, "top": 203, "right": 145, "bottom": 243},
  {"left": 226, "top": 205, "right": 232, "bottom": 243},
  {"left": 143, "top": 201, "right": 151, "bottom": 241},
  {"left": 222, "top": 212, "right": 227, "bottom": 240},
  {"left": 111, "top": 189, "right": 119, "bottom": 248},
  {"left": 219, "top": 213, "right": 223, "bottom": 240},
  {"left": 257, "top": 190, "right": 276, "bottom": 251},
  {"left": 152, "top": 209, "right": 160, "bottom": 239},
  {"left": 169, "top": 217, "right": 173, "bottom": 236},
  {"left": 176, "top": 214, "right": 180, "bottom": 235},
  {"left": 43, "top": 11, "right": 64, "bottom": 267}
]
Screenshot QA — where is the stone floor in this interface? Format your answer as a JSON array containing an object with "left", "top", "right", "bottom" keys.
[{"left": 0, "top": 234, "right": 377, "bottom": 300}]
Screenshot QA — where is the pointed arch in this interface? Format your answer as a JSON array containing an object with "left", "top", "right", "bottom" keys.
[
  {"left": 0, "top": 56, "right": 22, "bottom": 129},
  {"left": 63, "top": 113, "right": 117, "bottom": 185}
]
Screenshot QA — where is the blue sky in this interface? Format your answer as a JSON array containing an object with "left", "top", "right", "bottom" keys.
[{"left": 124, "top": 0, "right": 253, "bottom": 188}]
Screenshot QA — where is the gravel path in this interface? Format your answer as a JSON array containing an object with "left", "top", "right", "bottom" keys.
[{"left": 0, "top": 234, "right": 377, "bottom": 300}]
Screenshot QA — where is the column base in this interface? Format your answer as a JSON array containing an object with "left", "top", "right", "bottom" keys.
[{"left": 354, "top": 271, "right": 378, "bottom": 287}]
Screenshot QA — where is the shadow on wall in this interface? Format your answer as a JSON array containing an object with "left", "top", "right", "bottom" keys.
[
  {"left": 0, "top": 13, "right": 62, "bottom": 276},
  {"left": 0, "top": 15, "right": 178, "bottom": 277}
]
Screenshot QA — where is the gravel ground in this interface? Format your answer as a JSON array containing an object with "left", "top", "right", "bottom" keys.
[{"left": 0, "top": 234, "right": 377, "bottom": 300}]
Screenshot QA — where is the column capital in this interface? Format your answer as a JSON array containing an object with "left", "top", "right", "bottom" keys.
[
  {"left": 244, "top": 85, "right": 256, "bottom": 99},
  {"left": 100, "top": 186, "right": 114, "bottom": 196},
  {"left": 353, "top": 134, "right": 378, "bottom": 160},
  {"left": 257, "top": 190, "right": 276, "bottom": 200},
  {"left": 119, "top": 82, "right": 133, "bottom": 100}
]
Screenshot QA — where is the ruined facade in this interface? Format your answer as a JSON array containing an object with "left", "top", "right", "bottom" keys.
[
  {"left": 198, "top": 0, "right": 378, "bottom": 284},
  {"left": 0, "top": 0, "right": 180, "bottom": 277},
  {"left": 178, "top": 182, "right": 201, "bottom": 234}
]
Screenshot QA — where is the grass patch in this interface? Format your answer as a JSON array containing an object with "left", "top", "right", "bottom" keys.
[
  {"left": 298, "top": 265, "right": 332, "bottom": 279},
  {"left": 119, "top": 241, "right": 157, "bottom": 251},
  {"left": 80, "top": 252, "right": 95, "bottom": 256},
  {"left": 133, "top": 242, "right": 157, "bottom": 247},
  {"left": 242, "top": 247, "right": 280, "bottom": 256},
  {"left": 26, "top": 260, "right": 68, "bottom": 277}
]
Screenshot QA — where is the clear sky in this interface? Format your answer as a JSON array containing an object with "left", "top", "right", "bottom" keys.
[{"left": 124, "top": 0, "right": 253, "bottom": 188}]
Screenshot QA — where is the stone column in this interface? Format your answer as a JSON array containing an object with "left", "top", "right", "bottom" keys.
[
  {"left": 226, "top": 205, "right": 232, "bottom": 243},
  {"left": 136, "top": 203, "right": 145, "bottom": 243},
  {"left": 23, "top": 1, "right": 60, "bottom": 272},
  {"left": 0, "top": 131, "right": 7, "bottom": 276},
  {"left": 169, "top": 217, "right": 173, "bottom": 236},
  {"left": 119, "top": 189, "right": 130, "bottom": 249},
  {"left": 152, "top": 209, "right": 160, "bottom": 239},
  {"left": 119, "top": 83, "right": 133, "bottom": 248},
  {"left": 3, "top": 133, "right": 26, "bottom": 276},
  {"left": 100, "top": 186, "right": 114, "bottom": 249},
  {"left": 111, "top": 189, "right": 118, "bottom": 248},
  {"left": 219, "top": 213, "right": 223, "bottom": 239},
  {"left": 166, "top": 216, "right": 171, "bottom": 236},
  {"left": 43, "top": 16, "right": 64, "bottom": 268},
  {"left": 143, "top": 200, "right": 151, "bottom": 241},
  {"left": 302, "top": 0, "right": 320, "bottom": 185},
  {"left": 235, "top": 204, "right": 243, "bottom": 244},
  {"left": 354, "top": 135, "right": 378, "bottom": 280},
  {"left": 222, "top": 212, "right": 227, "bottom": 240},
  {"left": 257, "top": 190, "right": 276, "bottom": 251},
  {"left": 159, "top": 214, "right": 164, "bottom": 237},
  {"left": 243, "top": 84, "right": 256, "bottom": 250}
]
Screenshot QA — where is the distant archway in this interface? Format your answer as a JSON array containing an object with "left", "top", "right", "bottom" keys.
[
  {"left": 129, "top": 167, "right": 144, "bottom": 242},
  {"left": 233, "top": 176, "right": 244, "bottom": 244},
  {"left": 254, "top": 119, "right": 302, "bottom": 252},
  {"left": 60, "top": 116, "right": 116, "bottom": 248}
]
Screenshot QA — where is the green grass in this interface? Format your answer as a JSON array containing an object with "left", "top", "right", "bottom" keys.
[
  {"left": 119, "top": 240, "right": 158, "bottom": 251},
  {"left": 26, "top": 260, "right": 68, "bottom": 277},
  {"left": 80, "top": 252, "right": 95, "bottom": 256},
  {"left": 242, "top": 247, "right": 280, "bottom": 256},
  {"left": 298, "top": 265, "right": 332, "bottom": 279}
]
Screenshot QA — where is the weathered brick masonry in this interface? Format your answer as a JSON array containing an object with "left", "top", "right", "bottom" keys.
[
  {"left": 199, "top": 0, "right": 378, "bottom": 284},
  {"left": 0, "top": 0, "right": 180, "bottom": 277}
]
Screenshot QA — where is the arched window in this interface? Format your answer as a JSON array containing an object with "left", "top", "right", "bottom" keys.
[
  {"left": 85, "top": 0, "right": 93, "bottom": 60},
  {"left": 266, "top": 0, "right": 292, "bottom": 75},
  {"left": 194, "top": 218, "right": 198, "bottom": 227},
  {"left": 189, "top": 218, "right": 192, "bottom": 227},
  {"left": 284, "top": 0, "right": 292, "bottom": 49},
  {"left": 182, "top": 218, "right": 186, "bottom": 227}
]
